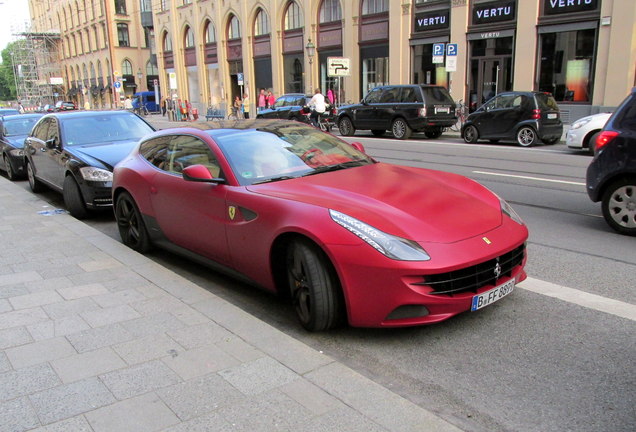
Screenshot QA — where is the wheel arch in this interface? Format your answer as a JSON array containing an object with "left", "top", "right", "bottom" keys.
[
  {"left": 583, "top": 129, "right": 602, "bottom": 150},
  {"left": 596, "top": 173, "right": 636, "bottom": 204}
]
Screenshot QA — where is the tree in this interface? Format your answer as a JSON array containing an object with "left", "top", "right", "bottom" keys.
[{"left": 0, "top": 41, "right": 31, "bottom": 103}]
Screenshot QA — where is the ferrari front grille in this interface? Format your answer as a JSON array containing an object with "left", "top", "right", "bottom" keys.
[{"left": 414, "top": 244, "right": 525, "bottom": 295}]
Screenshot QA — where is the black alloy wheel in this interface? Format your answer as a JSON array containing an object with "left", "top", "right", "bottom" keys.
[
  {"left": 516, "top": 126, "right": 537, "bottom": 147},
  {"left": 463, "top": 125, "right": 479, "bottom": 143},
  {"left": 392, "top": 118, "right": 412, "bottom": 140},
  {"left": 338, "top": 117, "right": 356, "bottom": 136},
  {"left": 115, "top": 192, "right": 152, "bottom": 252},
  {"left": 26, "top": 161, "right": 44, "bottom": 193},
  {"left": 3, "top": 154, "right": 16, "bottom": 180},
  {"left": 63, "top": 175, "right": 89, "bottom": 219}
]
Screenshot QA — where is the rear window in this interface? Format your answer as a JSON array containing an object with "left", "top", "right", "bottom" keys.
[
  {"left": 613, "top": 93, "right": 636, "bottom": 130},
  {"left": 420, "top": 86, "right": 454, "bottom": 104},
  {"left": 535, "top": 93, "right": 559, "bottom": 111}
]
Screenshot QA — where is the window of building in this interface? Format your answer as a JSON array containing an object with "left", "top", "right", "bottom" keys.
[
  {"left": 538, "top": 28, "right": 596, "bottom": 103},
  {"left": 117, "top": 23, "right": 130, "bottom": 47},
  {"left": 86, "top": 29, "right": 92, "bottom": 52},
  {"left": 114, "top": 0, "right": 127, "bottom": 15},
  {"left": 122, "top": 59, "right": 133, "bottom": 75},
  {"left": 320, "top": 0, "right": 342, "bottom": 23},
  {"left": 362, "top": 57, "right": 388, "bottom": 95},
  {"left": 362, "top": 0, "right": 388, "bottom": 15},
  {"left": 160, "top": 0, "right": 167, "bottom": 12},
  {"left": 163, "top": 33, "right": 172, "bottom": 51},
  {"left": 228, "top": 15, "right": 241, "bottom": 39},
  {"left": 284, "top": 1, "right": 303, "bottom": 30},
  {"left": 146, "top": 61, "right": 158, "bottom": 76},
  {"left": 184, "top": 26, "right": 194, "bottom": 48},
  {"left": 204, "top": 21, "right": 216, "bottom": 43},
  {"left": 254, "top": 8, "right": 270, "bottom": 36},
  {"left": 140, "top": 0, "right": 152, "bottom": 12}
]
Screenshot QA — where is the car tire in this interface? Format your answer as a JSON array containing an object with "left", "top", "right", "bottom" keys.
[
  {"left": 63, "top": 175, "right": 89, "bottom": 219},
  {"left": 587, "top": 132, "right": 600, "bottom": 155},
  {"left": 286, "top": 239, "right": 344, "bottom": 331},
  {"left": 392, "top": 118, "right": 412, "bottom": 140},
  {"left": 601, "top": 179, "right": 636, "bottom": 236},
  {"left": 371, "top": 129, "right": 385, "bottom": 137},
  {"left": 115, "top": 191, "right": 152, "bottom": 252},
  {"left": 26, "top": 161, "right": 44, "bottom": 193},
  {"left": 463, "top": 125, "right": 479, "bottom": 143},
  {"left": 424, "top": 128, "right": 443, "bottom": 139},
  {"left": 338, "top": 117, "right": 356, "bottom": 136},
  {"left": 516, "top": 126, "right": 537, "bottom": 147},
  {"left": 3, "top": 154, "right": 16, "bottom": 181}
]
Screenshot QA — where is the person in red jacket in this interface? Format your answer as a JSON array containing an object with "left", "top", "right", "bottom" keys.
[{"left": 266, "top": 90, "right": 275, "bottom": 109}]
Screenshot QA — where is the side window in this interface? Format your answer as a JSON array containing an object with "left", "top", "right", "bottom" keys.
[
  {"left": 400, "top": 87, "right": 419, "bottom": 103},
  {"left": 46, "top": 119, "right": 59, "bottom": 145},
  {"left": 365, "top": 87, "right": 383, "bottom": 104},
  {"left": 168, "top": 135, "right": 220, "bottom": 177},
  {"left": 140, "top": 136, "right": 171, "bottom": 169},
  {"left": 379, "top": 87, "right": 399, "bottom": 103},
  {"left": 31, "top": 119, "right": 50, "bottom": 141},
  {"left": 274, "top": 97, "right": 286, "bottom": 108}
]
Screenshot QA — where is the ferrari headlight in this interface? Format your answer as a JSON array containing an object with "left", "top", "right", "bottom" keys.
[
  {"left": 79, "top": 166, "right": 113, "bottom": 182},
  {"left": 9, "top": 149, "right": 24, "bottom": 157},
  {"left": 570, "top": 118, "right": 590, "bottom": 130},
  {"left": 329, "top": 209, "right": 430, "bottom": 261},
  {"left": 500, "top": 198, "right": 524, "bottom": 225}
]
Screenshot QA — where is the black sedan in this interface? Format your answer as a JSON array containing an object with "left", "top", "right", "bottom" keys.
[
  {"left": 1, "top": 114, "right": 43, "bottom": 180},
  {"left": 24, "top": 111, "right": 154, "bottom": 218},
  {"left": 256, "top": 93, "right": 312, "bottom": 123}
]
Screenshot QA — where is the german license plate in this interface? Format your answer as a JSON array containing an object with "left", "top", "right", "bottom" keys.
[
  {"left": 471, "top": 279, "right": 515, "bottom": 311},
  {"left": 547, "top": 113, "right": 557, "bottom": 119},
  {"left": 436, "top": 107, "right": 450, "bottom": 114}
]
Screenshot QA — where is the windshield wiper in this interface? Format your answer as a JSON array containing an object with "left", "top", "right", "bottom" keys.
[
  {"left": 303, "top": 160, "right": 370, "bottom": 176},
  {"left": 252, "top": 175, "right": 297, "bottom": 184}
]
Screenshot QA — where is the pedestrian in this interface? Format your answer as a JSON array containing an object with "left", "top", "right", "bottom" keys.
[
  {"left": 243, "top": 92, "right": 250, "bottom": 119},
  {"left": 124, "top": 96, "right": 133, "bottom": 111},
  {"left": 233, "top": 95, "right": 242, "bottom": 120},
  {"left": 175, "top": 99, "right": 183, "bottom": 122},
  {"left": 258, "top": 88, "right": 266, "bottom": 112},
  {"left": 162, "top": 97, "right": 167, "bottom": 116},
  {"left": 166, "top": 98, "right": 174, "bottom": 121},
  {"left": 18, "top": 102, "right": 25, "bottom": 114},
  {"left": 327, "top": 88, "right": 335, "bottom": 105},
  {"left": 185, "top": 100, "right": 192, "bottom": 121},
  {"left": 84, "top": 100, "right": 90, "bottom": 110},
  {"left": 266, "top": 90, "right": 275, "bottom": 109}
]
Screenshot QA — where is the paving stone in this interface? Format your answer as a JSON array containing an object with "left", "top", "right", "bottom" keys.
[
  {"left": 280, "top": 378, "right": 344, "bottom": 416},
  {"left": 57, "top": 283, "right": 108, "bottom": 300},
  {"left": 299, "top": 406, "right": 390, "bottom": 432},
  {"left": 50, "top": 347, "right": 126, "bottom": 384},
  {"left": 214, "top": 337, "right": 264, "bottom": 363},
  {"left": 0, "top": 298, "right": 11, "bottom": 313},
  {"left": 169, "top": 306, "right": 210, "bottom": 326},
  {"left": 5, "top": 337, "right": 76, "bottom": 369},
  {"left": 37, "top": 265, "right": 85, "bottom": 280},
  {"left": 78, "top": 257, "right": 122, "bottom": 272},
  {"left": 0, "top": 284, "right": 29, "bottom": 299},
  {"left": 92, "top": 289, "right": 147, "bottom": 308},
  {"left": 24, "top": 277, "right": 73, "bottom": 294},
  {"left": 161, "top": 411, "right": 235, "bottom": 432},
  {"left": 28, "top": 415, "right": 93, "bottom": 432},
  {"left": 85, "top": 392, "right": 180, "bottom": 432},
  {"left": 163, "top": 345, "right": 240, "bottom": 381},
  {"left": 29, "top": 377, "right": 116, "bottom": 425},
  {"left": 0, "top": 271, "right": 42, "bottom": 287},
  {"left": 80, "top": 304, "right": 141, "bottom": 328},
  {"left": 157, "top": 374, "right": 245, "bottom": 421},
  {"left": 27, "top": 316, "right": 90, "bottom": 341},
  {"left": 218, "top": 356, "right": 299, "bottom": 396},
  {"left": 0, "top": 352, "right": 11, "bottom": 373},
  {"left": 0, "top": 307, "right": 50, "bottom": 331},
  {"left": 0, "top": 397, "right": 41, "bottom": 432},
  {"left": 42, "top": 297, "right": 101, "bottom": 320},
  {"left": 113, "top": 333, "right": 183, "bottom": 365},
  {"left": 67, "top": 269, "right": 119, "bottom": 287},
  {"left": 0, "top": 363, "right": 61, "bottom": 402},
  {"left": 9, "top": 290, "right": 64, "bottom": 310},
  {"left": 65, "top": 323, "right": 134, "bottom": 353},
  {"left": 100, "top": 359, "right": 182, "bottom": 400},
  {"left": 0, "top": 327, "right": 33, "bottom": 350},
  {"left": 131, "top": 296, "right": 188, "bottom": 316},
  {"left": 167, "top": 321, "right": 234, "bottom": 350},
  {"left": 120, "top": 312, "right": 186, "bottom": 338}
]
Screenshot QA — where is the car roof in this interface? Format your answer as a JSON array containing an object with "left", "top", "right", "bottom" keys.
[
  {"left": 144, "top": 119, "right": 310, "bottom": 139},
  {"left": 1, "top": 113, "right": 43, "bottom": 121},
  {"left": 42, "top": 110, "right": 131, "bottom": 120}
]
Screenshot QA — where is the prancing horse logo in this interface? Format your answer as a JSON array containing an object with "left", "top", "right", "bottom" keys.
[
  {"left": 228, "top": 206, "right": 236, "bottom": 220},
  {"left": 494, "top": 261, "right": 502, "bottom": 279}
]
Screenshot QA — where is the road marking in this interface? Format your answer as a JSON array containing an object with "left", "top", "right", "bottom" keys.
[
  {"left": 473, "top": 170, "right": 585, "bottom": 186},
  {"left": 519, "top": 277, "right": 636, "bottom": 322}
]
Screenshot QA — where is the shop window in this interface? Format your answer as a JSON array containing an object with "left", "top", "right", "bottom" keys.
[
  {"left": 538, "top": 29, "right": 595, "bottom": 103},
  {"left": 412, "top": 44, "right": 448, "bottom": 88},
  {"left": 362, "top": 57, "right": 388, "bottom": 96}
]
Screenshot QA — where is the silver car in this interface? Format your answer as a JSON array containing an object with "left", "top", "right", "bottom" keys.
[{"left": 566, "top": 112, "right": 612, "bottom": 154}]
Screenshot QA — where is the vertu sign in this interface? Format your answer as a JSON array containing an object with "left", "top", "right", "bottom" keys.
[
  {"left": 472, "top": 1, "right": 516, "bottom": 25},
  {"left": 414, "top": 10, "right": 450, "bottom": 32},
  {"left": 544, "top": 0, "right": 598, "bottom": 15}
]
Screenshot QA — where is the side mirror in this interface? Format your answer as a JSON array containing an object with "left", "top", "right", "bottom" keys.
[
  {"left": 350, "top": 142, "right": 366, "bottom": 153},
  {"left": 45, "top": 138, "right": 57, "bottom": 149},
  {"left": 361, "top": 99, "right": 368, "bottom": 105},
  {"left": 182, "top": 164, "right": 225, "bottom": 184}
]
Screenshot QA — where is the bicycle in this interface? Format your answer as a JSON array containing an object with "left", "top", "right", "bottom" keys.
[
  {"left": 134, "top": 105, "right": 149, "bottom": 117},
  {"left": 449, "top": 99, "right": 468, "bottom": 132}
]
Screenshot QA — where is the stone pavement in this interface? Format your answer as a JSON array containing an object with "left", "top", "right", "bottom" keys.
[{"left": 0, "top": 162, "right": 462, "bottom": 429}]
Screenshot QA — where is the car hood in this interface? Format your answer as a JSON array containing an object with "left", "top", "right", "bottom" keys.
[
  {"left": 247, "top": 163, "right": 504, "bottom": 243},
  {"left": 4, "top": 135, "right": 27, "bottom": 148},
  {"left": 71, "top": 140, "right": 138, "bottom": 171}
]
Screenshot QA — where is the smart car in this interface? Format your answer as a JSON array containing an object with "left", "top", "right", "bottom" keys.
[{"left": 112, "top": 120, "right": 528, "bottom": 331}]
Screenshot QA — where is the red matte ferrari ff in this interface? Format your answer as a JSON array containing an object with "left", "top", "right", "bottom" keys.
[{"left": 113, "top": 120, "right": 528, "bottom": 331}]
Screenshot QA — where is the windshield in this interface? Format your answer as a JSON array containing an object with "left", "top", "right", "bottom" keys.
[
  {"left": 61, "top": 113, "right": 154, "bottom": 146},
  {"left": 211, "top": 124, "right": 374, "bottom": 186},
  {"left": 3, "top": 117, "right": 41, "bottom": 136}
]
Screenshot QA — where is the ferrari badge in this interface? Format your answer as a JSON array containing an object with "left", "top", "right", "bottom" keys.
[
  {"left": 228, "top": 206, "right": 236, "bottom": 220},
  {"left": 482, "top": 237, "right": 492, "bottom": 245}
]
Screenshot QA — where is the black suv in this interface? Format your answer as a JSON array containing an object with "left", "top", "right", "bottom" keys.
[
  {"left": 462, "top": 91, "right": 563, "bottom": 147},
  {"left": 256, "top": 93, "right": 312, "bottom": 123},
  {"left": 586, "top": 87, "right": 636, "bottom": 236},
  {"left": 337, "top": 84, "right": 456, "bottom": 140}
]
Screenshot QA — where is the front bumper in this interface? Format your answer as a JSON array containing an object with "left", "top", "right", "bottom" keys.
[
  {"left": 6, "top": 151, "right": 26, "bottom": 176},
  {"left": 78, "top": 181, "right": 114, "bottom": 209}
]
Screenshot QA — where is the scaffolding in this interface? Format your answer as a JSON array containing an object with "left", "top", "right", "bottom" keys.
[{"left": 11, "top": 29, "right": 61, "bottom": 107}]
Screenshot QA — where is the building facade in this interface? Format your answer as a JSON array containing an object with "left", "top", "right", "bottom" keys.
[
  {"left": 28, "top": 0, "right": 157, "bottom": 108},
  {"left": 154, "top": 0, "right": 635, "bottom": 122}
]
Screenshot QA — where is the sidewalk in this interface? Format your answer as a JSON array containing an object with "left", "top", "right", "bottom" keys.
[{"left": 0, "top": 175, "right": 463, "bottom": 430}]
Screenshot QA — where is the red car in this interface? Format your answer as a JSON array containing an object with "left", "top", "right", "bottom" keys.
[{"left": 112, "top": 120, "right": 528, "bottom": 331}]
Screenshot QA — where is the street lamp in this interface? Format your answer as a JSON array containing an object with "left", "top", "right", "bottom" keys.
[{"left": 305, "top": 38, "right": 316, "bottom": 93}]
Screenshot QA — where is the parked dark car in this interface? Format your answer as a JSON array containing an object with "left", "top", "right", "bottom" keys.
[
  {"left": 256, "top": 93, "right": 312, "bottom": 123},
  {"left": 55, "top": 101, "right": 77, "bottom": 111},
  {"left": 337, "top": 84, "right": 456, "bottom": 140},
  {"left": 0, "top": 113, "right": 44, "bottom": 180},
  {"left": 24, "top": 111, "right": 155, "bottom": 218},
  {"left": 586, "top": 87, "right": 636, "bottom": 236},
  {"left": 462, "top": 91, "right": 563, "bottom": 147}
]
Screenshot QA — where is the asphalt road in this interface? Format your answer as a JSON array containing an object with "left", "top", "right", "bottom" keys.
[{"left": 9, "top": 126, "right": 635, "bottom": 432}]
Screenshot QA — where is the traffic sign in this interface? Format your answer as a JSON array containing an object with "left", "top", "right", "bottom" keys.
[
  {"left": 237, "top": 73, "right": 244, "bottom": 86},
  {"left": 327, "top": 57, "right": 351, "bottom": 77},
  {"left": 446, "top": 44, "right": 458, "bottom": 56},
  {"left": 432, "top": 43, "right": 445, "bottom": 64},
  {"left": 113, "top": 81, "right": 121, "bottom": 89}
]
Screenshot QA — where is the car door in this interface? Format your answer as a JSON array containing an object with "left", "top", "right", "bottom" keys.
[
  {"left": 355, "top": 87, "right": 383, "bottom": 129},
  {"left": 271, "top": 96, "right": 289, "bottom": 119},
  {"left": 146, "top": 134, "right": 231, "bottom": 265},
  {"left": 376, "top": 87, "right": 400, "bottom": 130},
  {"left": 477, "top": 94, "right": 514, "bottom": 138},
  {"left": 26, "top": 117, "right": 64, "bottom": 188}
]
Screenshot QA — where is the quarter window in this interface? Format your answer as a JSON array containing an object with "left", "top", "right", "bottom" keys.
[{"left": 364, "top": 87, "right": 383, "bottom": 104}]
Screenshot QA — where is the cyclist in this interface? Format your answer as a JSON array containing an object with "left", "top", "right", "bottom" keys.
[{"left": 308, "top": 88, "right": 326, "bottom": 128}]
